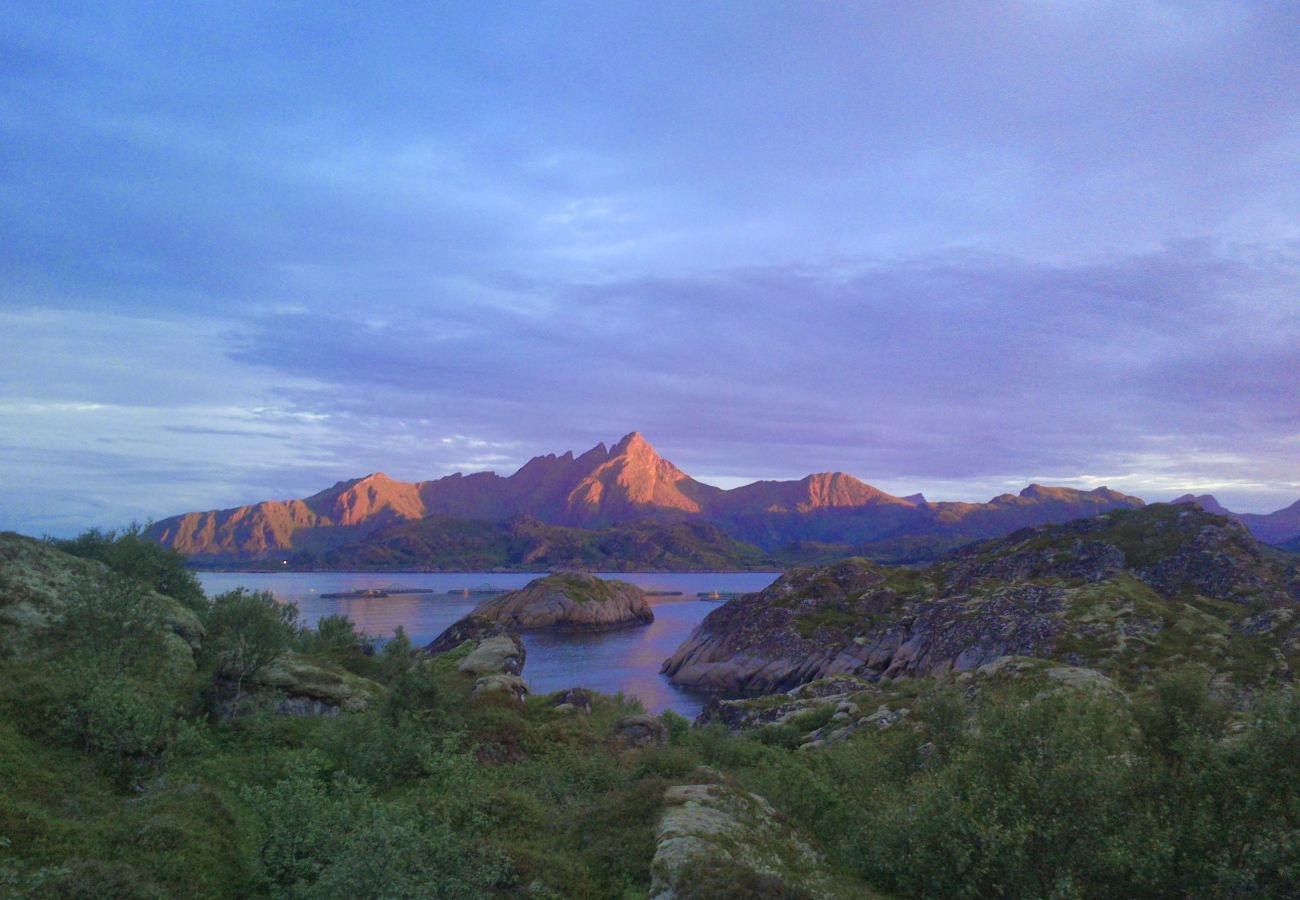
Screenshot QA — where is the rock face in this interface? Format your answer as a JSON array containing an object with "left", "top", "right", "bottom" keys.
[
  {"left": 610, "top": 714, "right": 667, "bottom": 750},
  {"left": 463, "top": 572, "right": 653, "bottom": 632},
  {"left": 701, "top": 658, "right": 1123, "bottom": 749},
  {"left": 424, "top": 614, "right": 527, "bottom": 675},
  {"left": 249, "top": 652, "right": 383, "bottom": 713},
  {"left": 649, "top": 782, "right": 845, "bottom": 899},
  {"left": 425, "top": 611, "right": 533, "bottom": 701},
  {"left": 663, "top": 505, "right": 1300, "bottom": 696}
]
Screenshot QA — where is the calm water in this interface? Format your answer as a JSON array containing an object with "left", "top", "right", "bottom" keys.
[{"left": 196, "top": 571, "right": 778, "bottom": 718}]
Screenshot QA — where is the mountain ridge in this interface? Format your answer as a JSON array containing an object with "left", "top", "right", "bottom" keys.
[{"left": 146, "top": 433, "right": 1294, "bottom": 562}]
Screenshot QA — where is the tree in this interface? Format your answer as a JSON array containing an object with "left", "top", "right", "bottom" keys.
[
  {"left": 52, "top": 574, "right": 170, "bottom": 678},
  {"left": 48, "top": 524, "right": 207, "bottom": 614},
  {"left": 203, "top": 589, "right": 299, "bottom": 699}
]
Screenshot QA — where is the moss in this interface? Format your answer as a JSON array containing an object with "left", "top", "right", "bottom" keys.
[
  {"left": 880, "top": 565, "right": 935, "bottom": 600},
  {"left": 794, "top": 605, "right": 861, "bottom": 637}
]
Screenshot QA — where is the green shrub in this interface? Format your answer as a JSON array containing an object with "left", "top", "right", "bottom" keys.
[
  {"left": 244, "top": 768, "right": 511, "bottom": 898},
  {"left": 202, "top": 589, "right": 299, "bottom": 697},
  {"left": 48, "top": 524, "right": 206, "bottom": 614},
  {"left": 51, "top": 575, "right": 172, "bottom": 678}
]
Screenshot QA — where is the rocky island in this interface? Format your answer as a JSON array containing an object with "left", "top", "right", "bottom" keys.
[
  {"left": 452, "top": 571, "right": 654, "bottom": 632},
  {"left": 662, "top": 504, "right": 1300, "bottom": 695}
]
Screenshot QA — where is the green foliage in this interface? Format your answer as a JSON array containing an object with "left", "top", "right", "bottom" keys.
[
  {"left": 673, "top": 857, "right": 813, "bottom": 900},
  {"left": 203, "top": 589, "right": 299, "bottom": 695},
  {"left": 1132, "top": 665, "right": 1227, "bottom": 765},
  {"left": 8, "top": 532, "right": 1300, "bottom": 899},
  {"left": 242, "top": 768, "right": 511, "bottom": 898},
  {"left": 660, "top": 708, "right": 691, "bottom": 744},
  {"left": 48, "top": 524, "right": 206, "bottom": 614},
  {"left": 295, "top": 614, "right": 381, "bottom": 679},
  {"left": 5, "top": 575, "right": 192, "bottom": 777},
  {"left": 378, "top": 625, "right": 414, "bottom": 683},
  {"left": 51, "top": 574, "right": 172, "bottom": 677}
]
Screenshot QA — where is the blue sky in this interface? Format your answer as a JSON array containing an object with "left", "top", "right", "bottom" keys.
[{"left": 2, "top": 1, "right": 1298, "bottom": 535}]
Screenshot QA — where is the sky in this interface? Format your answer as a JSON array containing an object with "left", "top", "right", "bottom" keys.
[{"left": 2, "top": 1, "right": 1298, "bottom": 536}]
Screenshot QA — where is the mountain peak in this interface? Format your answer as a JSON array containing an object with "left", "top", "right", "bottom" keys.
[
  {"left": 1172, "top": 493, "right": 1231, "bottom": 516},
  {"left": 611, "top": 431, "right": 654, "bottom": 456}
]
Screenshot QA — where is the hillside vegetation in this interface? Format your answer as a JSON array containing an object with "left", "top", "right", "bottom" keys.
[{"left": 2, "top": 521, "right": 1300, "bottom": 898}]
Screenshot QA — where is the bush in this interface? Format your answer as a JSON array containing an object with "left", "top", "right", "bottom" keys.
[
  {"left": 203, "top": 589, "right": 299, "bottom": 697},
  {"left": 48, "top": 524, "right": 206, "bottom": 614},
  {"left": 51, "top": 575, "right": 172, "bottom": 678},
  {"left": 244, "top": 768, "right": 512, "bottom": 898}
]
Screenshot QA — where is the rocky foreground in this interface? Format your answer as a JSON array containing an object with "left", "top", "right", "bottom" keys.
[{"left": 662, "top": 504, "right": 1300, "bottom": 695}]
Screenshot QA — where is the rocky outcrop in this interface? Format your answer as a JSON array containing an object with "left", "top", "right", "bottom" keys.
[
  {"left": 0, "top": 532, "right": 204, "bottom": 665},
  {"left": 463, "top": 572, "right": 653, "bottom": 632},
  {"left": 455, "top": 634, "right": 527, "bottom": 677},
  {"left": 424, "top": 615, "right": 527, "bottom": 676},
  {"left": 698, "top": 675, "right": 876, "bottom": 732},
  {"left": 699, "top": 659, "right": 1122, "bottom": 751},
  {"left": 663, "top": 506, "right": 1300, "bottom": 696},
  {"left": 425, "top": 611, "right": 535, "bottom": 701},
  {"left": 471, "top": 673, "right": 529, "bottom": 702},
  {"left": 649, "top": 782, "right": 846, "bottom": 899},
  {"left": 548, "top": 687, "right": 594, "bottom": 714},
  {"left": 250, "top": 652, "right": 384, "bottom": 713},
  {"left": 611, "top": 714, "right": 667, "bottom": 750}
]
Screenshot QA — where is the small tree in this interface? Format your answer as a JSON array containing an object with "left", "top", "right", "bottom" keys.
[
  {"left": 203, "top": 589, "right": 299, "bottom": 699},
  {"left": 300, "top": 613, "right": 363, "bottom": 661},
  {"left": 52, "top": 574, "right": 170, "bottom": 678},
  {"left": 48, "top": 523, "right": 207, "bottom": 614},
  {"left": 379, "top": 625, "right": 414, "bottom": 684}
]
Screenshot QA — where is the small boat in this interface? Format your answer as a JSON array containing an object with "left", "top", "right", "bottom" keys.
[{"left": 645, "top": 591, "right": 685, "bottom": 596}]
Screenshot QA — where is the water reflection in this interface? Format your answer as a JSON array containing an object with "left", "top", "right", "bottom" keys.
[{"left": 197, "top": 570, "right": 777, "bottom": 718}]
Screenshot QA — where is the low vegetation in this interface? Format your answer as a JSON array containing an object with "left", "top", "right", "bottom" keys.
[{"left": 2, "top": 526, "right": 1299, "bottom": 897}]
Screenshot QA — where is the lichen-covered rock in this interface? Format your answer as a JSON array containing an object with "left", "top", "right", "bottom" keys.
[
  {"left": 252, "top": 652, "right": 384, "bottom": 712},
  {"left": 649, "top": 783, "right": 847, "bottom": 899},
  {"left": 472, "top": 673, "right": 529, "bottom": 702},
  {"left": 699, "top": 676, "right": 876, "bottom": 731},
  {"left": 611, "top": 714, "right": 667, "bottom": 750},
  {"left": 455, "top": 633, "right": 526, "bottom": 676},
  {"left": 465, "top": 572, "right": 653, "bottom": 632},
  {"left": 423, "top": 614, "right": 513, "bottom": 655},
  {"left": 427, "top": 613, "right": 532, "bottom": 700},
  {"left": 549, "top": 687, "right": 594, "bottom": 714}
]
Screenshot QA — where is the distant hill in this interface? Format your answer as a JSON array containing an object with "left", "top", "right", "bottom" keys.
[
  {"left": 1172, "top": 494, "right": 1300, "bottom": 546},
  {"left": 300, "top": 517, "right": 774, "bottom": 572},
  {"left": 147, "top": 432, "right": 1212, "bottom": 566}
]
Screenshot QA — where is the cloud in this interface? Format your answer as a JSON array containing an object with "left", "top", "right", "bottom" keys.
[
  {"left": 217, "top": 242, "right": 1299, "bottom": 511},
  {"left": 3, "top": 3, "right": 1298, "bottom": 530}
]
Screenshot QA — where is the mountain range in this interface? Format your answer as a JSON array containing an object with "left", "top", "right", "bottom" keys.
[{"left": 145, "top": 432, "right": 1300, "bottom": 565}]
